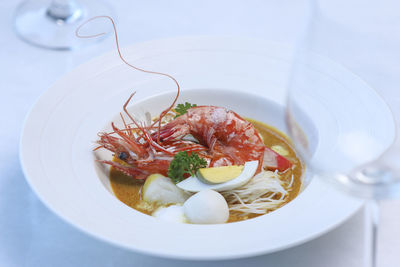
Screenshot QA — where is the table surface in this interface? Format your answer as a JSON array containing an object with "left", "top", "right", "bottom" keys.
[{"left": 1, "top": 1, "right": 400, "bottom": 266}]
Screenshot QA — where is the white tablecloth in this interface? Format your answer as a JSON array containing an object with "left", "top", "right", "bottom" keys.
[{"left": 1, "top": 1, "right": 399, "bottom": 266}]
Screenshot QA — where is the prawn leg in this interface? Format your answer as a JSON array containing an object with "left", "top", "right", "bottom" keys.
[{"left": 98, "top": 160, "right": 148, "bottom": 180}]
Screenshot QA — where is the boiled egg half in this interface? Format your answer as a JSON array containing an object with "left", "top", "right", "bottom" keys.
[{"left": 176, "top": 160, "right": 258, "bottom": 192}]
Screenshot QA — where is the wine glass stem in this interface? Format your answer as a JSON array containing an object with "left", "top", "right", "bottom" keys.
[{"left": 365, "top": 199, "right": 379, "bottom": 267}]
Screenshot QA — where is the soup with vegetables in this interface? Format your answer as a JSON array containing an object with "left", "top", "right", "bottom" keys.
[
  {"left": 87, "top": 16, "right": 304, "bottom": 224},
  {"left": 96, "top": 99, "right": 304, "bottom": 224}
]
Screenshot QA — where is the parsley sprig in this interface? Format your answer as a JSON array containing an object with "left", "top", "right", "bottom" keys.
[
  {"left": 168, "top": 151, "right": 207, "bottom": 184},
  {"left": 174, "top": 102, "right": 197, "bottom": 118}
]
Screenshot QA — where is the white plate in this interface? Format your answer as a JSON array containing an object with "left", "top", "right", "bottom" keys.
[{"left": 20, "top": 37, "right": 363, "bottom": 260}]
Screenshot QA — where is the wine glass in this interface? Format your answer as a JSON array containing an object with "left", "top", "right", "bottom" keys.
[
  {"left": 286, "top": 0, "right": 400, "bottom": 266},
  {"left": 14, "top": 0, "right": 113, "bottom": 50}
]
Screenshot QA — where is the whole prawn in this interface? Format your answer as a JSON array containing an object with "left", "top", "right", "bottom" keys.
[
  {"left": 97, "top": 104, "right": 291, "bottom": 180},
  {"left": 80, "top": 16, "right": 291, "bottom": 181}
]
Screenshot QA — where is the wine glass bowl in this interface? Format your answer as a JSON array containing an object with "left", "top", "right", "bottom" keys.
[
  {"left": 286, "top": 1, "right": 400, "bottom": 266},
  {"left": 14, "top": 0, "right": 113, "bottom": 50},
  {"left": 286, "top": 54, "right": 397, "bottom": 199}
]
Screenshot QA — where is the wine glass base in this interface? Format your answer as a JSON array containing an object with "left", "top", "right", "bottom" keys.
[{"left": 14, "top": 0, "right": 114, "bottom": 51}]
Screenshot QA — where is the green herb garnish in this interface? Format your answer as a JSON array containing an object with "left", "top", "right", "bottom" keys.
[
  {"left": 168, "top": 151, "right": 207, "bottom": 183},
  {"left": 175, "top": 102, "right": 197, "bottom": 118}
]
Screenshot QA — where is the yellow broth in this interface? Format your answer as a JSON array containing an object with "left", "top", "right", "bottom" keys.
[{"left": 109, "top": 119, "right": 303, "bottom": 222}]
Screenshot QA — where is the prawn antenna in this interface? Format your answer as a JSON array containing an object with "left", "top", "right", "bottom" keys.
[{"left": 76, "top": 15, "right": 180, "bottom": 143}]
